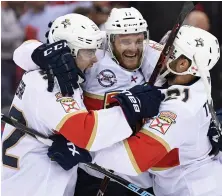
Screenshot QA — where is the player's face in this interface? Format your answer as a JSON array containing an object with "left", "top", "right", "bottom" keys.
[
  {"left": 170, "top": 57, "right": 190, "bottom": 73},
  {"left": 112, "top": 33, "right": 145, "bottom": 70},
  {"left": 160, "top": 56, "right": 191, "bottom": 84},
  {"left": 76, "top": 49, "right": 98, "bottom": 72}
]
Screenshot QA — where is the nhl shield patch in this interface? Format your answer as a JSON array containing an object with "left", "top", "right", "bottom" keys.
[
  {"left": 55, "top": 93, "right": 80, "bottom": 113},
  {"left": 149, "top": 111, "right": 177, "bottom": 134}
]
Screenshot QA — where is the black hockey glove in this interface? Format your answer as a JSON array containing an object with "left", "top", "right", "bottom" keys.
[
  {"left": 31, "top": 40, "right": 85, "bottom": 96},
  {"left": 113, "top": 84, "right": 165, "bottom": 132},
  {"left": 207, "top": 110, "right": 222, "bottom": 151},
  {"left": 48, "top": 134, "right": 92, "bottom": 171}
]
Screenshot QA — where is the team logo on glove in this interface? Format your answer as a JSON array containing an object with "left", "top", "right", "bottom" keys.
[
  {"left": 55, "top": 92, "right": 80, "bottom": 113},
  {"left": 149, "top": 111, "right": 177, "bottom": 134}
]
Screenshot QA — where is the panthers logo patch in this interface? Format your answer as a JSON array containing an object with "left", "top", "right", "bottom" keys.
[
  {"left": 149, "top": 111, "right": 177, "bottom": 134},
  {"left": 55, "top": 93, "right": 80, "bottom": 113}
]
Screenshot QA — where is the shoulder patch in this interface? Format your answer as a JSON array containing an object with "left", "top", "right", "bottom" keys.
[
  {"left": 55, "top": 93, "right": 80, "bottom": 113},
  {"left": 149, "top": 111, "right": 177, "bottom": 134}
]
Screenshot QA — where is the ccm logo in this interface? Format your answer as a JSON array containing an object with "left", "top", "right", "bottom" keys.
[
  {"left": 124, "top": 24, "right": 137, "bottom": 27},
  {"left": 44, "top": 42, "right": 68, "bottom": 56},
  {"left": 125, "top": 91, "right": 140, "bottom": 113}
]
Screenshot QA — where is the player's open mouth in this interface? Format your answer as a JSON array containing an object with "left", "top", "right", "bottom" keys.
[{"left": 124, "top": 54, "right": 137, "bottom": 59}]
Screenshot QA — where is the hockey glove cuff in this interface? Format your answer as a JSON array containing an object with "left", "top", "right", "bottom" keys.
[{"left": 113, "top": 84, "right": 164, "bottom": 132}]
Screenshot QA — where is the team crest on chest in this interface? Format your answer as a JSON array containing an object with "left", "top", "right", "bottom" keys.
[
  {"left": 149, "top": 111, "right": 177, "bottom": 134},
  {"left": 55, "top": 93, "right": 80, "bottom": 113},
  {"left": 97, "top": 69, "right": 117, "bottom": 87}
]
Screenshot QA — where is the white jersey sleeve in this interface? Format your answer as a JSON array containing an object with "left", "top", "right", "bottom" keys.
[
  {"left": 22, "top": 71, "right": 133, "bottom": 151},
  {"left": 13, "top": 40, "right": 42, "bottom": 71}
]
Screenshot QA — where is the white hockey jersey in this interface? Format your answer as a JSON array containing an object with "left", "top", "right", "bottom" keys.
[
  {"left": 2, "top": 54, "right": 136, "bottom": 196},
  {"left": 83, "top": 40, "right": 162, "bottom": 110},
  {"left": 92, "top": 78, "right": 222, "bottom": 196},
  {"left": 81, "top": 42, "right": 162, "bottom": 189},
  {"left": 2, "top": 72, "right": 81, "bottom": 196},
  {"left": 12, "top": 40, "right": 162, "bottom": 189}
]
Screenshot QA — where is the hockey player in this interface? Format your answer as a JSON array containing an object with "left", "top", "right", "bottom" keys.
[
  {"left": 89, "top": 25, "right": 222, "bottom": 196},
  {"left": 2, "top": 14, "right": 163, "bottom": 196},
  {"left": 13, "top": 8, "right": 162, "bottom": 195},
  {"left": 46, "top": 25, "right": 222, "bottom": 196},
  {"left": 78, "top": 7, "right": 161, "bottom": 195}
]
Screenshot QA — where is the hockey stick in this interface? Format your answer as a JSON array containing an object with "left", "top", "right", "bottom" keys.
[
  {"left": 86, "top": 163, "right": 154, "bottom": 196},
  {"left": 193, "top": 55, "right": 222, "bottom": 140},
  {"left": 1, "top": 113, "right": 52, "bottom": 146},
  {"left": 1, "top": 113, "right": 154, "bottom": 196},
  {"left": 148, "top": 1, "right": 196, "bottom": 85},
  {"left": 1, "top": 112, "right": 111, "bottom": 195},
  {"left": 97, "top": 175, "right": 113, "bottom": 196}
]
